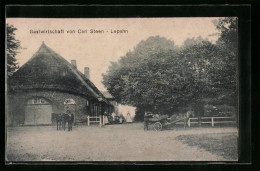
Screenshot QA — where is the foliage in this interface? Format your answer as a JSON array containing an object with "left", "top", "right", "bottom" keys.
[
  {"left": 204, "top": 104, "right": 235, "bottom": 117},
  {"left": 134, "top": 106, "right": 146, "bottom": 122},
  {"left": 103, "top": 35, "right": 177, "bottom": 113},
  {"left": 179, "top": 39, "right": 237, "bottom": 115},
  {"left": 6, "top": 24, "right": 22, "bottom": 78},
  {"left": 214, "top": 17, "right": 238, "bottom": 53},
  {"left": 212, "top": 17, "right": 238, "bottom": 106},
  {"left": 103, "top": 18, "right": 237, "bottom": 121},
  {"left": 182, "top": 36, "right": 208, "bottom": 48}
]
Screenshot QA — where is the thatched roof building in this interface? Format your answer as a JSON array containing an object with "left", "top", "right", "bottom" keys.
[
  {"left": 7, "top": 42, "right": 112, "bottom": 126},
  {"left": 8, "top": 42, "right": 108, "bottom": 102}
]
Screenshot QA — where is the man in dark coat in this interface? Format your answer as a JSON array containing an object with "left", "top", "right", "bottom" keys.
[
  {"left": 144, "top": 112, "right": 153, "bottom": 131},
  {"left": 67, "top": 110, "right": 74, "bottom": 131}
]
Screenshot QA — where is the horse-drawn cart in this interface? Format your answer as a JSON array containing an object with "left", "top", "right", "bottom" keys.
[{"left": 148, "top": 114, "right": 190, "bottom": 131}]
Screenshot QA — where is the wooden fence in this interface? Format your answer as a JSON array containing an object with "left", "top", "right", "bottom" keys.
[
  {"left": 87, "top": 115, "right": 105, "bottom": 127},
  {"left": 187, "top": 117, "right": 236, "bottom": 127},
  {"left": 86, "top": 116, "right": 235, "bottom": 128}
]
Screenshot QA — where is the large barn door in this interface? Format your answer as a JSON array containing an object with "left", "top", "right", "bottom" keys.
[{"left": 24, "top": 97, "right": 52, "bottom": 125}]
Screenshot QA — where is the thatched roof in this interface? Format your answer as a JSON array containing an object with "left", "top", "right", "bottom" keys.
[
  {"left": 101, "top": 91, "right": 115, "bottom": 100},
  {"left": 8, "top": 42, "right": 108, "bottom": 103}
]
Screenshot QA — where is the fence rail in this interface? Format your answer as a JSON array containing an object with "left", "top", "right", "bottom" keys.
[
  {"left": 87, "top": 115, "right": 105, "bottom": 127},
  {"left": 187, "top": 117, "right": 236, "bottom": 127}
]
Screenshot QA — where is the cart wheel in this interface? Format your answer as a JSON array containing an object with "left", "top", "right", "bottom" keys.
[{"left": 153, "top": 122, "right": 163, "bottom": 131}]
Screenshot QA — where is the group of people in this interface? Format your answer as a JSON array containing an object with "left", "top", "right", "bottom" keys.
[
  {"left": 54, "top": 110, "right": 74, "bottom": 131},
  {"left": 103, "top": 112, "right": 123, "bottom": 124},
  {"left": 103, "top": 111, "right": 132, "bottom": 125}
]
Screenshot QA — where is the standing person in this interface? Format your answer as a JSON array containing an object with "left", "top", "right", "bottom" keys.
[
  {"left": 70, "top": 113, "right": 74, "bottom": 131},
  {"left": 144, "top": 112, "right": 152, "bottom": 131},
  {"left": 184, "top": 111, "right": 192, "bottom": 129},
  {"left": 111, "top": 112, "right": 116, "bottom": 124},
  {"left": 119, "top": 116, "right": 123, "bottom": 124},
  {"left": 104, "top": 111, "right": 109, "bottom": 125},
  {"left": 126, "top": 111, "right": 132, "bottom": 123},
  {"left": 108, "top": 113, "right": 113, "bottom": 124},
  {"left": 67, "top": 110, "right": 74, "bottom": 131}
]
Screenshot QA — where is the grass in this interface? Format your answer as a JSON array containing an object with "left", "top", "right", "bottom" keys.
[{"left": 176, "top": 132, "right": 238, "bottom": 160}]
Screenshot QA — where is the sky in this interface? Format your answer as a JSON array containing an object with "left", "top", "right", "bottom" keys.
[{"left": 6, "top": 18, "right": 220, "bottom": 92}]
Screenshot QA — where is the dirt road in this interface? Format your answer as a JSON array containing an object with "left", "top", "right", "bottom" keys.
[{"left": 6, "top": 123, "right": 237, "bottom": 162}]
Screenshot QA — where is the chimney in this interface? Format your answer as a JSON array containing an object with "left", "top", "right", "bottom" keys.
[
  {"left": 71, "top": 60, "right": 77, "bottom": 69},
  {"left": 84, "top": 67, "right": 90, "bottom": 79}
]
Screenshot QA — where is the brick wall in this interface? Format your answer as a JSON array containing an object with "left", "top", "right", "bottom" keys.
[{"left": 7, "top": 89, "right": 95, "bottom": 126}]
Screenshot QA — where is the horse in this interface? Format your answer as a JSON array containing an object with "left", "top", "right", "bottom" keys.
[
  {"left": 52, "top": 113, "right": 65, "bottom": 130},
  {"left": 168, "top": 112, "right": 192, "bottom": 129}
]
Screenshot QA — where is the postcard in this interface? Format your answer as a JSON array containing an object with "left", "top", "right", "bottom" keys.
[{"left": 6, "top": 17, "right": 239, "bottom": 162}]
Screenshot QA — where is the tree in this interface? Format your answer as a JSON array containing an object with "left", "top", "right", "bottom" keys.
[
  {"left": 104, "top": 40, "right": 218, "bottom": 120},
  {"left": 213, "top": 17, "right": 238, "bottom": 120},
  {"left": 103, "top": 36, "right": 179, "bottom": 120},
  {"left": 6, "top": 24, "right": 22, "bottom": 78},
  {"left": 209, "top": 17, "right": 238, "bottom": 106},
  {"left": 103, "top": 18, "right": 238, "bottom": 121},
  {"left": 179, "top": 17, "right": 238, "bottom": 117},
  {"left": 179, "top": 40, "right": 236, "bottom": 117},
  {"left": 183, "top": 36, "right": 208, "bottom": 48},
  {"left": 214, "top": 17, "right": 238, "bottom": 52}
]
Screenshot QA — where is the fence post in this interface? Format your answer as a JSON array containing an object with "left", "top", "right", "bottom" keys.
[
  {"left": 99, "top": 115, "right": 102, "bottom": 128},
  {"left": 188, "top": 118, "right": 191, "bottom": 127},
  {"left": 211, "top": 117, "right": 214, "bottom": 127},
  {"left": 87, "top": 116, "right": 90, "bottom": 126}
]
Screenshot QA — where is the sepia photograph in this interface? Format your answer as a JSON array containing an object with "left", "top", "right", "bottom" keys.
[{"left": 6, "top": 17, "right": 239, "bottom": 162}]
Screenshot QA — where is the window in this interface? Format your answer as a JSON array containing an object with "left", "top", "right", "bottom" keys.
[
  {"left": 64, "top": 98, "right": 76, "bottom": 104},
  {"left": 27, "top": 97, "right": 50, "bottom": 105}
]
